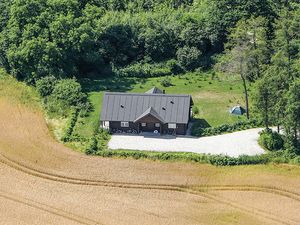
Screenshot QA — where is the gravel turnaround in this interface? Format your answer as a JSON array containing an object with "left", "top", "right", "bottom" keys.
[{"left": 108, "top": 128, "right": 266, "bottom": 157}]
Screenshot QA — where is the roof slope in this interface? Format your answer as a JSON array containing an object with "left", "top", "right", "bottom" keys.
[
  {"left": 145, "top": 87, "right": 164, "bottom": 94},
  {"left": 134, "top": 107, "right": 166, "bottom": 123},
  {"left": 100, "top": 92, "right": 192, "bottom": 124}
]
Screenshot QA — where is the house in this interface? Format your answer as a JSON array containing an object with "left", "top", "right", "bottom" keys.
[{"left": 100, "top": 87, "right": 193, "bottom": 135}]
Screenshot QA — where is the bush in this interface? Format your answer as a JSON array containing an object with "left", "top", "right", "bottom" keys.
[
  {"left": 117, "top": 62, "right": 171, "bottom": 78},
  {"left": 167, "top": 59, "right": 184, "bottom": 75},
  {"left": 35, "top": 76, "right": 57, "bottom": 97},
  {"left": 290, "top": 156, "right": 300, "bottom": 165},
  {"left": 51, "top": 79, "right": 87, "bottom": 107},
  {"left": 61, "top": 109, "right": 79, "bottom": 142},
  {"left": 259, "top": 129, "right": 284, "bottom": 151},
  {"left": 85, "top": 136, "right": 98, "bottom": 155},
  {"left": 44, "top": 78, "right": 90, "bottom": 116},
  {"left": 95, "top": 149, "right": 271, "bottom": 166},
  {"left": 160, "top": 77, "right": 173, "bottom": 87},
  {"left": 193, "top": 106, "right": 199, "bottom": 115},
  {"left": 192, "top": 119, "right": 261, "bottom": 137},
  {"left": 176, "top": 46, "right": 202, "bottom": 71}
]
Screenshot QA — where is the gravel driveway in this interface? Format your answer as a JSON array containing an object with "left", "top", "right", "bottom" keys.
[{"left": 108, "top": 128, "right": 265, "bottom": 157}]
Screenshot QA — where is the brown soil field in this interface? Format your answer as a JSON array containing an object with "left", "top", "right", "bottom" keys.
[{"left": 1, "top": 98, "right": 300, "bottom": 225}]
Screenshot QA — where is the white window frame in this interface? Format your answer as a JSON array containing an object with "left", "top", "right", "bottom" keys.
[
  {"left": 103, "top": 121, "right": 110, "bottom": 129},
  {"left": 168, "top": 123, "right": 176, "bottom": 129},
  {"left": 141, "top": 123, "right": 147, "bottom": 127},
  {"left": 121, "top": 122, "right": 129, "bottom": 127},
  {"left": 155, "top": 123, "right": 160, "bottom": 128}
]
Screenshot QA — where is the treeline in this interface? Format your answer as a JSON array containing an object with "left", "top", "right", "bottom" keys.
[
  {"left": 218, "top": 1, "right": 300, "bottom": 153},
  {"left": 0, "top": 0, "right": 286, "bottom": 82}
]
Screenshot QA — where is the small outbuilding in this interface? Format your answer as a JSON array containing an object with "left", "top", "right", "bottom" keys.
[{"left": 230, "top": 105, "right": 246, "bottom": 115}]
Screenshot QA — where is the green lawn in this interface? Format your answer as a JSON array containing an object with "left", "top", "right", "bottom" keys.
[{"left": 74, "top": 72, "right": 247, "bottom": 138}]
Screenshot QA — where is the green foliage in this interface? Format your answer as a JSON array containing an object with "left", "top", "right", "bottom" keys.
[
  {"left": 44, "top": 78, "right": 90, "bottom": 116},
  {"left": 176, "top": 46, "right": 202, "bottom": 71},
  {"left": 192, "top": 119, "right": 261, "bottom": 137},
  {"left": 258, "top": 129, "right": 284, "bottom": 151},
  {"left": 167, "top": 59, "right": 184, "bottom": 75},
  {"left": 117, "top": 62, "right": 171, "bottom": 78},
  {"left": 192, "top": 106, "right": 199, "bottom": 115},
  {"left": 160, "top": 77, "right": 172, "bottom": 87},
  {"left": 208, "top": 154, "right": 270, "bottom": 166},
  {"left": 35, "top": 76, "right": 57, "bottom": 97},
  {"left": 95, "top": 149, "right": 272, "bottom": 166},
  {"left": 285, "top": 79, "right": 300, "bottom": 147},
  {"left": 85, "top": 128, "right": 111, "bottom": 155},
  {"left": 51, "top": 79, "right": 87, "bottom": 108},
  {"left": 1, "top": 0, "right": 284, "bottom": 81},
  {"left": 62, "top": 109, "right": 79, "bottom": 142},
  {"left": 85, "top": 136, "right": 98, "bottom": 155}
]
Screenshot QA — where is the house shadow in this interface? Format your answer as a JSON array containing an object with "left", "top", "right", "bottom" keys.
[
  {"left": 191, "top": 118, "right": 211, "bottom": 128},
  {"left": 142, "top": 133, "right": 177, "bottom": 140}
]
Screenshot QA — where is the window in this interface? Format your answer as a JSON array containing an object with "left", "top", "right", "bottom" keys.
[
  {"left": 121, "top": 122, "right": 129, "bottom": 127},
  {"left": 103, "top": 121, "right": 109, "bottom": 129},
  {"left": 155, "top": 123, "right": 160, "bottom": 128},
  {"left": 168, "top": 123, "right": 176, "bottom": 129},
  {"left": 141, "top": 123, "right": 146, "bottom": 127}
]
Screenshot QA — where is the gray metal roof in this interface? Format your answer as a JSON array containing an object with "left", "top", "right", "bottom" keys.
[
  {"left": 134, "top": 107, "right": 166, "bottom": 123},
  {"left": 145, "top": 87, "right": 164, "bottom": 94},
  {"left": 100, "top": 92, "right": 193, "bottom": 124}
]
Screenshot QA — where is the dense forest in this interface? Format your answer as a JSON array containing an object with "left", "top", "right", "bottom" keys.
[{"left": 0, "top": 0, "right": 299, "bottom": 154}]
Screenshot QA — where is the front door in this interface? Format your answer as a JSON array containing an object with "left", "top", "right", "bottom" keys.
[{"left": 140, "top": 122, "right": 160, "bottom": 133}]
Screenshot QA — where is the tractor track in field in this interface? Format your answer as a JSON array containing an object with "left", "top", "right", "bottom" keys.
[
  {"left": 1, "top": 152, "right": 300, "bottom": 225},
  {"left": 2, "top": 152, "right": 300, "bottom": 201},
  {"left": 0, "top": 190, "right": 102, "bottom": 225}
]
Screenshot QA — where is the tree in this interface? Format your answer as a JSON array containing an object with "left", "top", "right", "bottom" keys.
[
  {"left": 254, "top": 74, "right": 278, "bottom": 129},
  {"left": 285, "top": 79, "right": 300, "bottom": 146},
  {"left": 220, "top": 17, "right": 270, "bottom": 119}
]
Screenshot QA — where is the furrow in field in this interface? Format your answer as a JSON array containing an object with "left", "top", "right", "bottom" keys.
[
  {"left": 0, "top": 190, "right": 102, "bottom": 225},
  {"left": 2, "top": 150, "right": 300, "bottom": 225},
  {"left": 2, "top": 151, "right": 300, "bottom": 202},
  {"left": 189, "top": 190, "right": 297, "bottom": 225}
]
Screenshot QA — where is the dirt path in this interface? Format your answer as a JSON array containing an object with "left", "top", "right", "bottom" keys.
[
  {"left": 1, "top": 99, "right": 300, "bottom": 225},
  {"left": 108, "top": 129, "right": 265, "bottom": 157}
]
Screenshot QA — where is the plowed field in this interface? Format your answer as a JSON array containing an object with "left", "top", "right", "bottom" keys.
[{"left": 1, "top": 98, "right": 300, "bottom": 225}]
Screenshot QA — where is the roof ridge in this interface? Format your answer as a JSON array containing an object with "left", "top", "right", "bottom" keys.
[
  {"left": 104, "top": 92, "right": 191, "bottom": 98},
  {"left": 134, "top": 106, "right": 166, "bottom": 123}
]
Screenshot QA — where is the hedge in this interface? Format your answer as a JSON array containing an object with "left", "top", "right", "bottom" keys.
[
  {"left": 192, "top": 119, "right": 262, "bottom": 137},
  {"left": 93, "top": 150, "right": 272, "bottom": 166}
]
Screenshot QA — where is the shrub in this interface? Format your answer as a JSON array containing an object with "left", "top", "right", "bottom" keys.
[
  {"left": 259, "top": 129, "right": 284, "bottom": 151},
  {"left": 193, "top": 106, "right": 199, "bottom": 115},
  {"left": 35, "top": 76, "right": 57, "bottom": 97},
  {"left": 117, "top": 62, "right": 171, "bottom": 78},
  {"left": 45, "top": 78, "right": 90, "bottom": 116},
  {"left": 176, "top": 46, "right": 202, "bottom": 71},
  {"left": 61, "top": 109, "right": 79, "bottom": 142},
  {"left": 51, "top": 79, "right": 87, "bottom": 107},
  {"left": 290, "top": 156, "right": 300, "bottom": 165},
  {"left": 167, "top": 59, "right": 184, "bottom": 75},
  {"left": 208, "top": 154, "right": 270, "bottom": 166},
  {"left": 160, "top": 77, "right": 172, "bottom": 87},
  {"left": 85, "top": 136, "right": 98, "bottom": 155},
  {"left": 192, "top": 119, "right": 261, "bottom": 137}
]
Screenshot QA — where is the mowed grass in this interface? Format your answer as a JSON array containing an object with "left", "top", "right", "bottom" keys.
[{"left": 74, "top": 72, "right": 247, "bottom": 138}]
